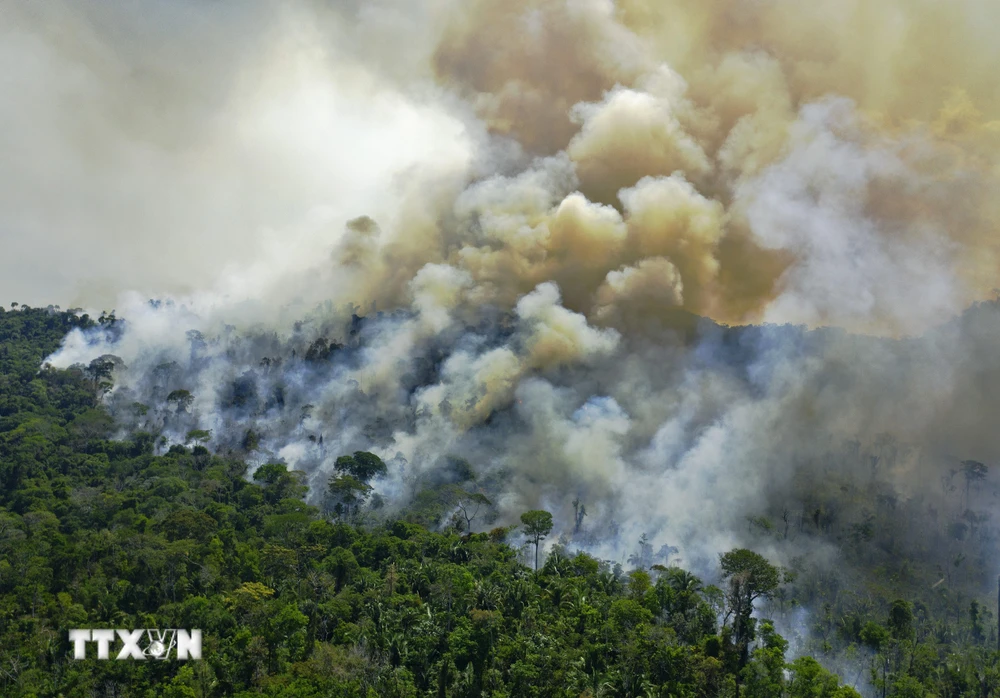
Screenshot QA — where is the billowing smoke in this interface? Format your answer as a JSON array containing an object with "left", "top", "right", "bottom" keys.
[{"left": 13, "top": 0, "right": 1000, "bottom": 579}]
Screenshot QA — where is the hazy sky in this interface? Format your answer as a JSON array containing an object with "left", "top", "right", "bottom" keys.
[
  {"left": 4, "top": 0, "right": 1000, "bottom": 336},
  {"left": 0, "top": 0, "right": 469, "bottom": 308}
]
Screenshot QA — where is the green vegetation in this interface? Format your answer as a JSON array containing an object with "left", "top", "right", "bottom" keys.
[{"left": 0, "top": 307, "right": 997, "bottom": 697}]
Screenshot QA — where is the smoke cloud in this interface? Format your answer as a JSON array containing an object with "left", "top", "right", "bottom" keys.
[{"left": 12, "top": 0, "right": 1000, "bottom": 583}]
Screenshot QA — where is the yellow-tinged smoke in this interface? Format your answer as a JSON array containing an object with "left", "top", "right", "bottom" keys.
[
  {"left": 6, "top": 0, "right": 999, "bottom": 339},
  {"left": 34, "top": 0, "right": 1000, "bottom": 571},
  {"left": 413, "top": 0, "right": 1000, "bottom": 336}
]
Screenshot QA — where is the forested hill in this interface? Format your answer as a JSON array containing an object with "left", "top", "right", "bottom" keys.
[{"left": 0, "top": 306, "right": 995, "bottom": 697}]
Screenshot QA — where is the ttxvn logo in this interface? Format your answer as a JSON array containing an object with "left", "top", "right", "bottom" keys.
[{"left": 69, "top": 629, "right": 202, "bottom": 660}]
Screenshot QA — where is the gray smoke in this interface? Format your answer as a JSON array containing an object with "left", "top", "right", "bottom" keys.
[{"left": 10, "top": 0, "right": 1000, "bottom": 588}]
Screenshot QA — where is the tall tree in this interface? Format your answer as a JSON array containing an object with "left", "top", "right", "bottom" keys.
[
  {"left": 166, "top": 389, "right": 194, "bottom": 413},
  {"left": 520, "top": 510, "right": 553, "bottom": 571},
  {"left": 455, "top": 491, "right": 493, "bottom": 534},
  {"left": 720, "top": 549, "right": 782, "bottom": 672},
  {"left": 572, "top": 497, "right": 587, "bottom": 533}
]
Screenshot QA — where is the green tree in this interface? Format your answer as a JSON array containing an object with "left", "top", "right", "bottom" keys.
[
  {"left": 741, "top": 621, "right": 787, "bottom": 698},
  {"left": 334, "top": 451, "right": 387, "bottom": 482},
  {"left": 186, "top": 429, "right": 211, "bottom": 445},
  {"left": 520, "top": 509, "right": 553, "bottom": 571},
  {"left": 166, "top": 388, "right": 194, "bottom": 413},
  {"left": 888, "top": 599, "right": 915, "bottom": 642},
  {"left": 787, "top": 656, "right": 862, "bottom": 698},
  {"left": 719, "top": 549, "right": 782, "bottom": 670},
  {"left": 327, "top": 474, "right": 372, "bottom": 519},
  {"left": 253, "top": 463, "right": 308, "bottom": 503}
]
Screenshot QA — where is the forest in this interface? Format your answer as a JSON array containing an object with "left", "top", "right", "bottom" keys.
[
  {"left": 8, "top": 0, "right": 1000, "bottom": 694},
  {"left": 1, "top": 305, "right": 999, "bottom": 697}
]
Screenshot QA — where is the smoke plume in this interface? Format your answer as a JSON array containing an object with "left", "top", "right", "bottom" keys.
[{"left": 11, "top": 0, "right": 1000, "bottom": 579}]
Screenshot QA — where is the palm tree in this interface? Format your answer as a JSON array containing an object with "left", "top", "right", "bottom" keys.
[{"left": 667, "top": 568, "right": 703, "bottom": 595}]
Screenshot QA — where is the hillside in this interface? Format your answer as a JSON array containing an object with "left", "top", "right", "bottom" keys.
[{"left": 2, "top": 306, "right": 1000, "bottom": 697}]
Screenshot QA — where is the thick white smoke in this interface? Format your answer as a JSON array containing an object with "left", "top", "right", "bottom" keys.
[{"left": 9, "top": 0, "right": 1000, "bottom": 584}]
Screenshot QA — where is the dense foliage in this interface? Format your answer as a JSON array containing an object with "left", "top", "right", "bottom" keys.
[{"left": 0, "top": 306, "right": 995, "bottom": 697}]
